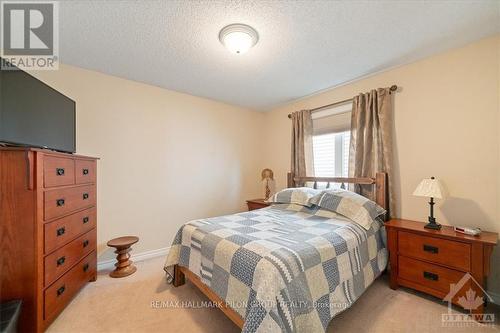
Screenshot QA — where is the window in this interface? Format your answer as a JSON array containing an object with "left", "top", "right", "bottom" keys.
[
  {"left": 311, "top": 102, "right": 351, "bottom": 181},
  {"left": 313, "top": 131, "right": 350, "bottom": 178}
]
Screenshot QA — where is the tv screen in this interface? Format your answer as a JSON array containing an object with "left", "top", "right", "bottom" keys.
[{"left": 0, "top": 61, "right": 76, "bottom": 153}]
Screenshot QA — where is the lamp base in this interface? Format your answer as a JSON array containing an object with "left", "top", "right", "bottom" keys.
[{"left": 424, "top": 221, "right": 442, "bottom": 230}]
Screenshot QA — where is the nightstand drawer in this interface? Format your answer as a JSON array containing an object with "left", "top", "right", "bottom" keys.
[
  {"left": 398, "top": 256, "right": 466, "bottom": 294},
  {"left": 398, "top": 231, "right": 470, "bottom": 271}
]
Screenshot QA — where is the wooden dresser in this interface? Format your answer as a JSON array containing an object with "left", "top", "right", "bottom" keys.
[
  {"left": 386, "top": 219, "right": 497, "bottom": 313},
  {"left": 0, "top": 148, "right": 98, "bottom": 332}
]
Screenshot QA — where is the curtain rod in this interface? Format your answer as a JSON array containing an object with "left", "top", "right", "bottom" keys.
[{"left": 287, "top": 85, "right": 398, "bottom": 119}]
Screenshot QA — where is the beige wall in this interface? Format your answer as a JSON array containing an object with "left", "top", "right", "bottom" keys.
[
  {"left": 262, "top": 36, "right": 500, "bottom": 293},
  {"left": 31, "top": 65, "right": 264, "bottom": 260}
]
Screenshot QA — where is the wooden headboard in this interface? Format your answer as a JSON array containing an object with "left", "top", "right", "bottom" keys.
[{"left": 287, "top": 172, "right": 388, "bottom": 214}]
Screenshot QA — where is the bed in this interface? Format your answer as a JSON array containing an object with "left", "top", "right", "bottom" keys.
[{"left": 164, "top": 172, "right": 388, "bottom": 333}]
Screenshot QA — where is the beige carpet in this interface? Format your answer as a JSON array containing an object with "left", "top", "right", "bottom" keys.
[{"left": 47, "top": 257, "right": 499, "bottom": 333}]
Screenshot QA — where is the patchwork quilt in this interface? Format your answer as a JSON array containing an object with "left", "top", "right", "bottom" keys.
[{"left": 164, "top": 204, "right": 387, "bottom": 333}]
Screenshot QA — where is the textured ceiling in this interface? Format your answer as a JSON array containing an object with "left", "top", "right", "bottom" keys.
[{"left": 59, "top": 0, "right": 500, "bottom": 110}]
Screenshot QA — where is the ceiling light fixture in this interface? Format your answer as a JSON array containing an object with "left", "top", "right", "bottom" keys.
[{"left": 219, "top": 24, "right": 259, "bottom": 55}]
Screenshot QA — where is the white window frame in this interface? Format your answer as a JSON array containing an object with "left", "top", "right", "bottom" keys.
[{"left": 312, "top": 102, "right": 352, "bottom": 179}]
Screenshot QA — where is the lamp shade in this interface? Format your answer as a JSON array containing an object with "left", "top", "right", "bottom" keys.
[{"left": 413, "top": 177, "right": 445, "bottom": 199}]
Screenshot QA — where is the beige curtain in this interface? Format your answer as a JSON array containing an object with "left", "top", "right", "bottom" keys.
[
  {"left": 349, "top": 88, "right": 395, "bottom": 217},
  {"left": 291, "top": 110, "right": 314, "bottom": 179}
]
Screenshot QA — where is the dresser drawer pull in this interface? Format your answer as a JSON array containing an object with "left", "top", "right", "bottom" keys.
[
  {"left": 56, "top": 198, "right": 65, "bottom": 207},
  {"left": 83, "top": 168, "right": 89, "bottom": 175},
  {"left": 56, "top": 256, "right": 66, "bottom": 266},
  {"left": 56, "top": 227, "right": 66, "bottom": 236},
  {"left": 83, "top": 263, "right": 90, "bottom": 272},
  {"left": 423, "top": 244, "right": 438, "bottom": 254},
  {"left": 423, "top": 271, "right": 439, "bottom": 281},
  {"left": 56, "top": 168, "right": 65, "bottom": 176},
  {"left": 83, "top": 216, "right": 89, "bottom": 224},
  {"left": 83, "top": 193, "right": 89, "bottom": 200},
  {"left": 57, "top": 285, "right": 66, "bottom": 297},
  {"left": 83, "top": 240, "right": 89, "bottom": 248}
]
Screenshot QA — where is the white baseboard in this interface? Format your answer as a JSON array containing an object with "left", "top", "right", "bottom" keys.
[
  {"left": 97, "top": 246, "right": 170, "bottom": 271},
  {"left": 488, "top": 290, "right": 500, "bottom": 305}
]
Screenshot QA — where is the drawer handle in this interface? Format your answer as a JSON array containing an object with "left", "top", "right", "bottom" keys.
[
  {"left": 83, "top": 263, "right": 89, "bottom": 272},
  {"left": 83, "top": 216, "right": 89, "bottom": 224},
  {"left": 56, "top": 227, "right": 66, "bottom": 236},
  {"left": 423, "top": 244, "right": 439, "bottom": 254},
  {"left": 423, "top": 271, "right": 439, "bottom": 281},
  {"left": 83, "top": 168, "right": 89, "bottom": 175},
  {"left": 56, "top": 199, "right": 65, "bottom": 207},
  {"left": 83, "top": 193, "right": 89, "bottom": 200},
  {"left": 57, "top": 285, "right": 66, "bottom": 297},
  {"left": 56, "top": 256, "right": 66, "bottom": 266},
  {"left": 83, "top": 240, "right": 89, "bottom": 248},
  {"left": 56, "top": 168, "right": 65, "bottom": 176}
]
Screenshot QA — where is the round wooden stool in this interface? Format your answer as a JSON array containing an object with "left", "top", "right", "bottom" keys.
[{"left": 107, "top": 236, "right": 139, "bottom": 278}]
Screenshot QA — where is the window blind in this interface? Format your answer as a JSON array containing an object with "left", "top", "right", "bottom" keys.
[
  {"left": 313, "top": 112, "right": 351, "bottom": 135},
  {"left": 313, "top": 131, "right": 350, "bottom": 178}
]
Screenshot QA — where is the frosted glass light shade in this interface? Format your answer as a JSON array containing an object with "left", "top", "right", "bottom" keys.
[
  {"left": 413, "top": 177, "right": 445, "bottom": 199},
  {"left": 219, "top": 24, "right": 259, "bottom": 54}
]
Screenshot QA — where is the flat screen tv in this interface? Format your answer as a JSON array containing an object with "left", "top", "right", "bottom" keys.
[{"left": 0, "top": 60, "right": 76, "bottom": 153}]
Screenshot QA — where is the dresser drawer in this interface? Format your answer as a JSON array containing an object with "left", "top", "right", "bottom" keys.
[
  {"left": 75, "top": 159, "right": 96, "bottom": 184},
  {"left": 44, "top": 208, "right": 96, "bottom": 254},
  {"left": 44, "top": 229, "right": 96, "bottom": 287},
  {"left": 44, "top": 251, "right": 96, "bottom": 321},
  {"left": 398, "top": 256, "right": 466, "bottom": 294},
  {"left": 44, "top": 185, "right": 96, "bottom": 220},
  {"left": 44, "top": 156, "right": 75, "bottom": 188},
  {"left": 398, "top": 231, "right": 471, "bottom": 271}
]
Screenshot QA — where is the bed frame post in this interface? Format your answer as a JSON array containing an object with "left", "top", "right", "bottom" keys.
[
  {"left": 287, "top": 172, "right": 295, "bottom": 188},
  {"left": 173, "top": 264, "right": 185, "bottom": 287}
]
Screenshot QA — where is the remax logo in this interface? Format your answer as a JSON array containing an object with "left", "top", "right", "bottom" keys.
[{"left": 1, "top": 1, "right": 59, "bottom": 70}]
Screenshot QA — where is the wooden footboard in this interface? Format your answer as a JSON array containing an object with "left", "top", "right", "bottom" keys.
[{"left": 172, "top": 264, "right": 244, "bottom": 329}]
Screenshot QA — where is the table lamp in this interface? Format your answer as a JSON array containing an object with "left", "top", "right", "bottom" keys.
[
  {"left": 413, "top": 177, "right": 445, "bottom": 230},
  {"left": 261, "top": 168, "right": 275, "bottom": 200}
]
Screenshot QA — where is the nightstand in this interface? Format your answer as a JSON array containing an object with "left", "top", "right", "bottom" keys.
[
  {"left": 246, "top": 199, "right": 270, "bottom": 211},
  {"left": 385, "top": 219, "right": 497, "bottom": 314}
]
